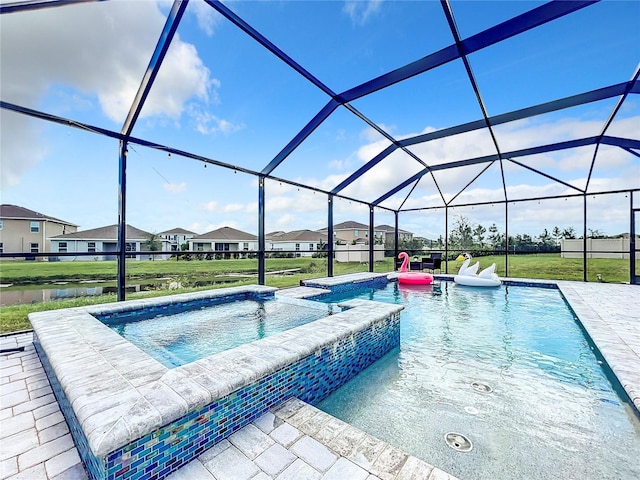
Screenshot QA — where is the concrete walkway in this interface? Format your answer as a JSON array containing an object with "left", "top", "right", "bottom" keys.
[{"left": 1, "top": 281, "right": 638, "bottom": 480}]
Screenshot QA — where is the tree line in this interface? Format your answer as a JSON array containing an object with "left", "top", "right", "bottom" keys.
[{"left": 389, "top": 215, "right": 622, "bottom": 257}]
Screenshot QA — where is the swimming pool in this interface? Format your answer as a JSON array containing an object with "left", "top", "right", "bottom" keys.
[
  {"left": 98, "top": 296, "right": 339, "bottom": 368},
  {"left": 317, "top": 281, "right": 640, "bottom": 480}
]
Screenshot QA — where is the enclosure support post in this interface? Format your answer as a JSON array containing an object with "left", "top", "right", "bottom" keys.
[
  {"left": 630, "top": 191, "right": 636, "bottom": 284},
  {"left": 117, "top": 141, "right": 128, "bottom": 301},
  {"left": 394, "top": 212, "right": 399, "bottom": 270},
  {"left": 583, "top": 194, "right": 588, "bottom": 282},
  {"left": 328, "top": 195, "right": 334, "bottom": 277},
  {"left": 368, "top": 206, "right": 375, "bottom": 272},
  {"left": 505, "top": 201, "right": 509, "bottom": 277},
  {"left": 258, "top": 175, "right": 265, "bottom": 285},
  {"left": 444, "top": 207, "right": 448, "bottom": 274}
]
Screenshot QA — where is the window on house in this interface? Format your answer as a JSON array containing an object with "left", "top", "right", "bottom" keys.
[
  {"left": 0, "top": 220, "right": 3, "bottom": 230},
  {"left": 0, "top": 242, "right": 3, "bottom": 253},
  {"left": 88, "top": 242, "right": 96, "bottom": 253},
  {"left": 215, "top": 243, "right": 230, "bottom": 251},
  {"left": 30, "top": 243, "right": 39, "bottom": 253},
  {"left": 295, "top": 243, "right": 300, "bottom": 251},
  {"left": 196, "top": 243, "right": 204, "bottom": 252},
  {"left": 30, "top": 221, "right": 40, "bottom": 233},
  {"left": 354, "top": 230, "right": 359, "bottom": 236},
  {"left": 243, "top": 243, "right": 249, "bottom": 251},
  {"left": 125, "top": 242, "right": 136, "bottom": 258},
  {"left": 59, "top": 242, "right": 67, "bottom": 253},
  {"left": 309, "top": 244, "right": 314, "bottom": 250}
]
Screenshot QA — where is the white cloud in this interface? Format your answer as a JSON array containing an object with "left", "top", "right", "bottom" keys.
[
  {"left": 0, "top": 111, "right": 47, "bottom": 187},
  {"left": 0, "top": 1, "right": 220, "bottom": 186},
  {"left": 199, "top": 200, "right": 251, "bottom": 214},
  {"left": 285, "top": 114, "right": 638, "bottom": 237},
  {"left": 222, "top": 203, "right": 245, "bottom": 213},
  {"left": 191, "top": 106, "right": 245, "bottom": 136},
  {"left": 188, "top": 0, "right": 223, "bottom": 36},
  {"left": 322, "top": 115, "right": 639, "bottom": 205},
  {"left": 356, "top": 136, "right": 391, "bottom": 162},
  {"left": 163, "top": 182, "right": 187, "bottom": 194},
  {"left": 343, "top": 0, "right": 383, "bottom": 26},
  {"left": 328, "top": 159, "right": 351, "bottom": 171},
  {"left": 272, "top": 214, "right": 298, "bottom": 230},
  {"left": 200, "top": 201, "right": 218, "bottom": 211}
]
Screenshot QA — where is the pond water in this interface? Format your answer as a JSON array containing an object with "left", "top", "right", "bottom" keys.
[{"left": 0, "top": 278, "right": 244, "bottom": 306}]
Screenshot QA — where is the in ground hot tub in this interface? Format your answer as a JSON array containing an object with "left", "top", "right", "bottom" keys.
[
  {"left": 97, "top": 294, "right": 340, "bottom": 368},
  {"left": 30, "top": 284, "right": 402, "bottom": 480}
]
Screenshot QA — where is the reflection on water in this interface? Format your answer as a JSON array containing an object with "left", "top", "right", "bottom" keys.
[
  {"left": 0, "top": 280, "right": 219, "bottom": 306},
  {"left": 1, "top": 284, "right": 120, "bottom": 306}
]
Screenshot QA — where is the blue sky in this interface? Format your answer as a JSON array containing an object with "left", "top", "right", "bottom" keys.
[{"left": 1, "top": 0, "right": 639, "bottom": 240}]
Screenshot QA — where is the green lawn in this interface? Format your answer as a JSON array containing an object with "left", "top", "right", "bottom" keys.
[
  {"left": 443, "top": 253, "right": 631, "bottom": 283},
  {"left": 0, "top": 254, "right": 631, "bottom": 333}
]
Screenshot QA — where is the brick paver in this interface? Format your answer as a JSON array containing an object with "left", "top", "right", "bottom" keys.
[
  {"left": 1, "top": 281, "right": 638, "bottom": 480},
  {"left": 0, "top": 334, "right": 86, "bottom": 480}
]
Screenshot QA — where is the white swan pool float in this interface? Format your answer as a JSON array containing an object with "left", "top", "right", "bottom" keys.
[{"left": 454, "top": 253, "right": 501, "bottom": 287}]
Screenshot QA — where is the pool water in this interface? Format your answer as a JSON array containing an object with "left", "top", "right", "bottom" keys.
[
  {"left": 317, "top": 281, "right": 640, "bottom": 480},
  {"left": 103, "top": 296, "right": 337, "bottom": 368}
]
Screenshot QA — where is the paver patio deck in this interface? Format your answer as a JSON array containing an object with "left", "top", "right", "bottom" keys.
[{"left": 1, "top": 280, "right": 638, "bottom": 480}]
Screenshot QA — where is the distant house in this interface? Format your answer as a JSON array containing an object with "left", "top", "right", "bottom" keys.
[
  {"left": 374, "top": 224, "right": 414, "bottom": 244},
  {"left": 318, "top": 221, "right": 370, "bottom": 244},
  {"left": 50, "top": 224, "right": 172, "bottom": 261},
  {"left": 159, "top": 228, "right": 197, "bottom": 252},
  {"left": 317, "top": 221, "right": 414, "bottom": 245},
  {"left": 0, "top": 204, "right": 78, "bottom": 258},
  {"left": 266, "top": 230, "right": 329, "bottom": 257},
  {"left": 189, "top": 227, "right": 257, "bottom": 257}
]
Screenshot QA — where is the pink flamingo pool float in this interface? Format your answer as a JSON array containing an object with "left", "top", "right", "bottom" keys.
[{"left": 397, "top": 252, "right": 434, "bottom": 285}]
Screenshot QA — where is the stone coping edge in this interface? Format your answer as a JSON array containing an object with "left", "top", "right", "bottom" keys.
[
  {"left": 29, "top": 284, "right": 404, "bottom": 458},
  {"left": 273, "top": 398, "right": 461, "bottom": 480}
]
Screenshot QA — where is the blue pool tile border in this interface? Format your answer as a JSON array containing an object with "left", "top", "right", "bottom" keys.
[
  {"left": 100, "top": 312, "right": 400, "bottom": 480},
  {"left": 30, "top": 285, "right": 402, "bottom": 480},
  {"left": 95, "top": 291, "right": 275, "bottom": 324}
]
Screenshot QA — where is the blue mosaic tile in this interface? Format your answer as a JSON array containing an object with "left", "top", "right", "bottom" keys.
[
  {"left": 41, "top": 309, "right": 400, "bottom": 479},
  {"left": 303, "top": 276, "right": 388, "bottom": 294},
  {"left": 95, "top": 291, "right": 275, "bottom": 325}
]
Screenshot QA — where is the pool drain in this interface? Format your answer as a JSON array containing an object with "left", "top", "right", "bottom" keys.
[
  {"left": 464, "top": 406, "right": 479, "bottom": 415},
  {"left": 471, "top": 381, "right": 493, "bottom": 393},
  {"left": 445, "top": 432, "right": 473, "bottom": 452}
]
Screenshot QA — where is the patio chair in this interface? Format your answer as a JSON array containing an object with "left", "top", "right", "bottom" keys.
[
  {"left": 410, "top": 261, "right": 422, "bottom": 271},
  {"left": 422, "top": 253, "right": 442, "bottom": 272}
]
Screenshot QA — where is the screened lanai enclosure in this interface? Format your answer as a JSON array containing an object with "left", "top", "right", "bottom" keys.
[{"left": 1, "top": 0, "right": 639, "bottom": 299}]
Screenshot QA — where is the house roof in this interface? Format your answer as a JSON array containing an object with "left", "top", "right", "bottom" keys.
[
  {"left": 375, "top": 224, "right": 412, "bottom": 234},
  {"left": 51, "top": 224, "right": 152, "bottom": 241},
  {"left": 192, "top": 226, "right": 257, "bottom": 241},
  {"left": 268, "top": 230, "right": 329, "bottom": 242},
  {"left": 318, "top": 221, "right": 369, "bottom": 231},
  {"left": 0, "top": 204, "right": 77, "bottom": 227},
  {"left": 160, "top": 227, "right": 197, "bottom": 235},
  {"left": 335, "top": 221, "right": 369, "bottom": 230}
]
